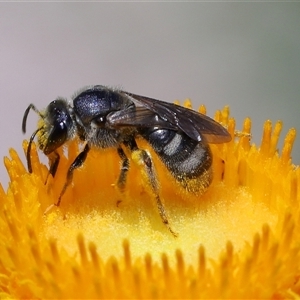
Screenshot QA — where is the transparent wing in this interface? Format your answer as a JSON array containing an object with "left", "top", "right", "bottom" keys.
[
  {"left": 107, "top": 106, "right": 179, "bottom": 131},
  {"left": 107, "top": 91, "right": 231, "bottom": 144}
]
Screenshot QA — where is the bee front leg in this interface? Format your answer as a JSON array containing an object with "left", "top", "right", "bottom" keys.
[
  {"left": 45, "top": 151, "right": 60, "bottom": 184},
  {"left": 55, "top": 143, "right": 90, "bottom": 207}
]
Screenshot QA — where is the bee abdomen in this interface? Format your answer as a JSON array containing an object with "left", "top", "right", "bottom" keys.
[{"left": 140, "top": 128, "right": 212, "bottom": 193}]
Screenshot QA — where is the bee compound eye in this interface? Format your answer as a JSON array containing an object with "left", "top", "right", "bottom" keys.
[
  {"left": 41, "top": 99, "right": 73, "bottom": 154},
  {"left": 43, "top": 121, "right": 69, "bottom": 154}
]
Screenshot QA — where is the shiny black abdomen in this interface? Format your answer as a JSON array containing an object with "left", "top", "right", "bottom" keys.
[{"left": 139, "top": 127, "right": 212, "bottom": 181}]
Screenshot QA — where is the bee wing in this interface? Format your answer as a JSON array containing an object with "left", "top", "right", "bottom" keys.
[
  {"left": 109, "top": 91, "right": 231, "bottom": 143},
  {"left": 107, "top": 106, "right": 179, "bottom": 131}
]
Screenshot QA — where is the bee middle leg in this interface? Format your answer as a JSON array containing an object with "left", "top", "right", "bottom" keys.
[
  {"left": 116, "top": 147, "right": 130, "bottom": 192},
  {"left": 122, "top": 139, "right": 178, "bottom": 237}
]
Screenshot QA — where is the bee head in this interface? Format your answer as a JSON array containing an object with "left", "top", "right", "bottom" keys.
[
  {"left": 38, "top": 99, "right": 73, "bottom": 154},
  {"left": 22, "top": 99, "right": 74, "bottom": 172}
]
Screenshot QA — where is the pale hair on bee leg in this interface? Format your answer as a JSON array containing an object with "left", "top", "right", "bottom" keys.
[
  {"left": 116, "top": 146, "right": 130, "bottom": 193},
  {"left": 131, "top": 146, "right": 178, "bottom": 237}
]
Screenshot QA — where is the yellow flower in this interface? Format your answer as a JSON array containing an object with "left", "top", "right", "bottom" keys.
[{"left": 1, "top": 102, "right": 299, "bottom": 299}]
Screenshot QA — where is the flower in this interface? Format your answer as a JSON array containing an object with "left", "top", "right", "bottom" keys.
[{"left": 0, "top": 103, "right": 299, "bottom": 298}]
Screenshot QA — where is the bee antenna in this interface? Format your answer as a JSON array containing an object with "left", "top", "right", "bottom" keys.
[
  {"left": 22, "top": 104, "right": 43, "bottom": 134},
  {"left": 26, "top": 127, "right": 42, "bottom": 173}
]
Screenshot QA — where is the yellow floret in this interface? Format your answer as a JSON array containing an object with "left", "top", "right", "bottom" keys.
[{"left": 0, "top": 103, "right": 299, "bottom": 299}]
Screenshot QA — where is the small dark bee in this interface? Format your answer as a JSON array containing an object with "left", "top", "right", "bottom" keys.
[{"left": 22, "top": 85, "right": 231, "bottom": 236}]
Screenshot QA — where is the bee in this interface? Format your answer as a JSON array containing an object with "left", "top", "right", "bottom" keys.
[{"left": 22, "top": 85, "right": 231, "bottom": 236}]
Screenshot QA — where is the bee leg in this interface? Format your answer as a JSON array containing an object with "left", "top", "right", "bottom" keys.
[
  {"left": 55, "top": 144, "right": 90, "bottom": 207},
  {"left": 116, "top": 147, "right": 130, "bottom": 192},
  {"left": 137, "top": 150, "right": 178, "bottom": 237},
  {"left": 124, "top": 139, "right": 178, "bottom": 237},
  {"left": 48, "top": 151, "right": 60, "bottom": 178},
  {"left": 45, "top": 151, "right": 60, "bottom": 184}
]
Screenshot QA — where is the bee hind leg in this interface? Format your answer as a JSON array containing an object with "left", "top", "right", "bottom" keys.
[{"left": 123, "top": 139, "right": 178, "bottom": 237}]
